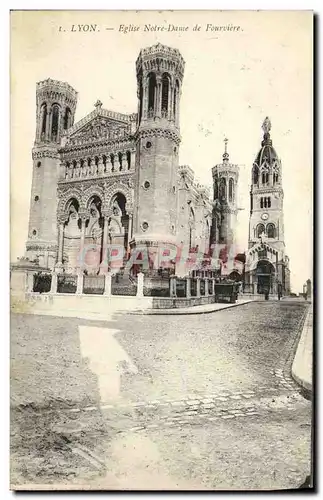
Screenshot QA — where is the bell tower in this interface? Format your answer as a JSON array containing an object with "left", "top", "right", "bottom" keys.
[
  {"left": 25, "top": 79, "right": 78, "bottom": 269},
  {"left": 132, "top": 43, "right": 185, "bottom": 269},
  {"left": 248, "top": 117, "right": 285, "bottom": 253},
  {"left": 210, "top": 139, "right": 239, "bottom": 247}
]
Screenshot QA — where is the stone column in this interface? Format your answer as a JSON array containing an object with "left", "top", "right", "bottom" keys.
[
  {"left": 55, "top": 220, "right": 65, "bottom": 269},
  {"left": 211, "top": 278, "right": 215, "bottom": 296},
  {"left": 98, "top": 155, "right": 105, "bottom": 175},
  {"left": 136, "top": 272, "right": 144, "bottom": 298},
  {"left": 130, "top": 151, "right": 135, "bottom": 170},
  {"left": 169, "top": 276, "right": 177, "bottom": 298},
  {"left": 100, "top": 210, "right": 112, "bottom": 273},
  {"left": 186, "top": 277, "right": 191, "bottom": 299},
  {"left": 56, "top": 111, "right": 62, "bottom": 143},
  {"left": 168, "top": 84, "right": 174, "bottom": 120},
  {"left": 104, "top": 271, "right": 112, "bottom": 296},
  {"left": 45, "top": 109, "right": 51, "bottom": 141},
  {"left": 156, "top": 76, "right": 162, "bottom": 118},
  {"left": 78, "top": 215, "right": 87, "bottom": 270},
  {"left": 50, "top": 272, "right": 58, "bottom": 294},
  {"left": 143, "top": 83, "right": 148, "bottom": 119},
  {"left": 196, "top": 277, "right": 201, "bottom": 298},
  {"left": 205, "top": 278, "right": 209, "bottom": 297},
  {"left": 105, "top": 154, "right": 111, "bottom": 174}
]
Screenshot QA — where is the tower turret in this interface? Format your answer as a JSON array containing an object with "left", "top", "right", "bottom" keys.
[
  {"left": 25, "top": 79, "right": 78, "bottom": 269},
  {"left": 210, "top": 139, "right": 239, "bottom": 247},
  {"left": 35, "top": 79, "right": 78, "bottom": 145},
  {"left": 132, "top": 43, "right": 185, "bottom": 268},
  {"left": 248, "top": 117, "right": 284, "bottom": 252}
]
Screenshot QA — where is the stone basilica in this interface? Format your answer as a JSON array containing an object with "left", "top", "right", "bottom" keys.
[{"left": 25, "top": 42, "right": 290, "bottom": 295}]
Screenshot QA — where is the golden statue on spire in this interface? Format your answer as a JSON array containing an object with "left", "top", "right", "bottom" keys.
[{"left": 262, "top": 116, "right": 271, "bottom": 135}]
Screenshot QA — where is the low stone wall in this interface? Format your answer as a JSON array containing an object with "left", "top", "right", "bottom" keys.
[
  {"left": 152, "top": 296, "right": 215, "bottom": 309},
  {"left": 11, "top": 292, "right": 154, "bottom": 316}
]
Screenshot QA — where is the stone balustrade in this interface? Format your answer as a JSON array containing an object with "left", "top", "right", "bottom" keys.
[{"left": 61, "top": 151, "right": 135, "bottom": 181}]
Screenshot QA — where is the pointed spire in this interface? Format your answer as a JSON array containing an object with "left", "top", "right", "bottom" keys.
[{"left": 223, "top": 137, "right": 229, "bottom": 163}]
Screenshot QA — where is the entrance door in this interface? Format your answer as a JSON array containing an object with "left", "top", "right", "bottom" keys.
[
  {"left": 257, "top": 275, "right": 270, "bottom": 294},
  {"left": 256, "top": 259, "right": 275, "bottom": 294}
]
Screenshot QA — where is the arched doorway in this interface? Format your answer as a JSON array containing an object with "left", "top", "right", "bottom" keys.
[
  {"left": 109, "top": 193, "right": 129, "bottom": 251},
  {"left": 84, "top": 196, "right": 104, "bottom": 273},
  {"left": 256, "top": 260, "right": 275, "bottom": 294}
]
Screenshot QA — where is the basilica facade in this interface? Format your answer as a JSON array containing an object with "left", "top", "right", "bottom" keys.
[{"left": 25, "top": 42, "right": 290, "bottom": 295}]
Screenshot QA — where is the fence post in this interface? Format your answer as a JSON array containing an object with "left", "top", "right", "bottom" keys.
[
  {"left": 136, "top": 272, "right": 144, "bottom": 298},
  {"left": 170, "top": 275, "right": 177, "bottom": 298},
  {"left": 196, "top": 277, "right": 201, "bottom": 298},
  {"left": 26, "top": 272, "right": 34, "bottom": 293},
  {"left": 76, "top": 271, "right": 84, "bottom": 295},
  {"left": 104, "top": 272, "right": 112, "bottom": 296},
  {"left": 50, "top": 272, "right": 57, "bottom": 294},
  {"left": 186, "top": 277, "right": 191, "bottom": 299},
  {"left": 205, "top": 278, "right": 209, "bottom": 297},
  {"left": 212, "top": 278, "right": 215, "bottom": 296}
]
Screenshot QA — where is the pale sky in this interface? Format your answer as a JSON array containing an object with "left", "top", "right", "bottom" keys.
[{"left": 10, "top": 10, "right": 313, "bottom": 292}]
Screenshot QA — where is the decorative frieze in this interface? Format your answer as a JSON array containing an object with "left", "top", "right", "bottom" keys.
[
  {"left": 136, "top": 127, "right": 181, "bottom": 145},
  {"left": 32, "top": 149, "right": 60, "bottom": 159}
]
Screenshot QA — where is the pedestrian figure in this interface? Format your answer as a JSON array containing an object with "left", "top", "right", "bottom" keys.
[
  {"left": 264, "top": 287, "right": 269, "bottom": 301},
  {"left": 277, "top": 282, "right": 282, "bottom": 301}
]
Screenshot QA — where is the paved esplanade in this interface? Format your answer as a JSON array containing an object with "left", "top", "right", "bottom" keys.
[{"left": 11, "top": 301, "right": 311, "bottom": 490}]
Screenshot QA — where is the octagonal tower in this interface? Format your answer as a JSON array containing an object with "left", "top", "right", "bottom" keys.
[{"left": 132, "top": 43, "right": 185, "bottom": 269}]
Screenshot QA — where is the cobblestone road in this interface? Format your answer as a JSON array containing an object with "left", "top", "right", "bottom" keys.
[{"left": 11, "top": 301, "right": 312, "bottom": 490}]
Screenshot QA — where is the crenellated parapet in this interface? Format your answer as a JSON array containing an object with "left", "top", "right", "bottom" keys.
[
  {"left": 36, "top": 78, "right": 78, "bottom": 108},
  {"left": 136, "top": 43, "right": 185, "bottom": 80}
]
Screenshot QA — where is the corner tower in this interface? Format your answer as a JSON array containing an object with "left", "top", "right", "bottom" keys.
[
  {"left": 248, "top": 117, "right": 285, "bottom": 253},
  {"left": 132, "top": 43, "right": 185, "bottom": 266},
  {"left": 210, "top": 139, "right": 239, "bottom": 247},
  {"left": 25, "top": 79, "right": 78, "bottom": 269}
]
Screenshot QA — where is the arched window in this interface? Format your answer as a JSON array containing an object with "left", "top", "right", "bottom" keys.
[
  {"left": 262, "top": 171, "right": 269, "bottom": 185},
  {"left": 118, "top": 152, "right": 123, "bottom": 171},
  {"left": 173, "top": 80, "right": 180, "bottom": 120},
  {"left": 189, "top": 207, "right": 195, "bottom": 249},
  {"left": 219, "top": 177, "right": 226, "bottom": 200},
  {"left": 260, "top": 197, "right": 263, "bottom": 209},
  {"left": 253, "top": 166, "right": 259, "bottom": 185},
  {"left": 66, "top": 198, "right": 80, "bottom": 222},
  {"left": 138, "top": 82, "right": 143, "bottom": 124},
  {"left": 214, "top": 179, "right": 218, "bottom": 199},
  {"left": 256, "top": 223, "right": 265, "bottom": 238},
  {"left": 267, "top": 223, "right": 276, "bottom": 238},
  {"left": 161, "top": 73, "right": 170, "bottom": 115},
  {"left": 273, "top": 172, "right": 279, "bottom": 184},
  {"left": 110, "top": 153, "right": 115, "bottom": 172},
  {"left": 51, "top": 104, "right": 60, "bottom": 141},
  {"left": 63, "top": 107, "right": 71, "bottom": 130},
  {"left": 268, "top": 197, "right": 271, "bottom": 208},
  {"left": 40, "top": 103, "right": 47, "bottom": 136},
  {"left": 229, "top": 178, "right": 234, "bottom": 202},
  {"left": 126, "top": 151, "right": 131, "bottom": 170},
  {"left": 148, "top": 73, "right": 157, "bottom": 114}
]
